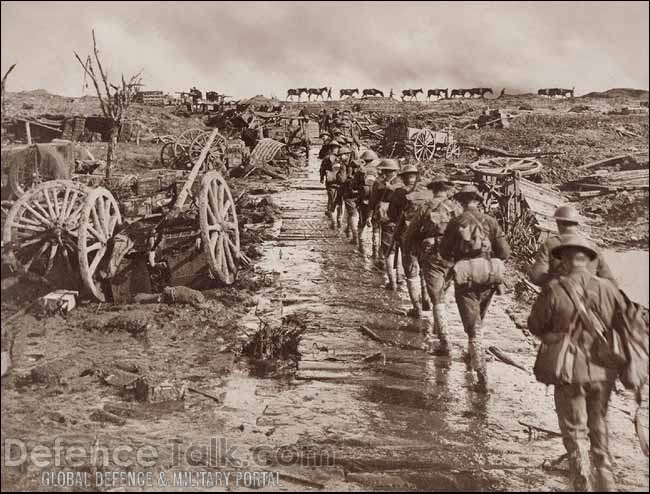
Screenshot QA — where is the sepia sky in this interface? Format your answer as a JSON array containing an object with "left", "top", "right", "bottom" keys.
[{"left": 1, "top": 1, "right": 648, "bottom": 98}]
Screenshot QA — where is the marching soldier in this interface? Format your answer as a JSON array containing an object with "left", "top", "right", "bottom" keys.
[
  {"left": 366, "top": 160, "right": 386, "bottom": 260},
  {"left": 439, "top": 185, "right": 511, "bottom": 392},
  {"left": 528, "top": 205, "right": 617, "bottom": 287},
  {"left": 405, "top": 175, "right": 462, "bottom": 350},
  {"left": 355, "top": 150, "right": 380, "bottom": 253},
  {"left": 318, "top": 133, "right": 332, "bottom": 159},
  {"left": 340, "top": 159, "right": 363, "bottom": 244},
  {"left": 359, "top": 149, "right": 380, "bottom": 175},
  {"left": 528, "top": 236, "right": 623, "bottom": 491},
  {"left": 390, "top": 164, "right": 431, "bottom": 316},
  {"left": 377, "top": 159, "right": 405, "bottom": 290},
  {"left": 320, "top": 140, "right": 342, "bottom": 225}
]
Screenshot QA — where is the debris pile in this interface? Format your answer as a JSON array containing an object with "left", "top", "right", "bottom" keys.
[{"left": 241, "top": 314, "right": 307, "bottom": 365}]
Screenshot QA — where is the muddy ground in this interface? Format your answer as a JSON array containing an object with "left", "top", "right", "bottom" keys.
[{"left": 1, "top": 90, "right": 649, "bottom": 491}]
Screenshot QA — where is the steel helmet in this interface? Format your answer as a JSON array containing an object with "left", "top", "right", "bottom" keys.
[
  {"left": 398, "top": 164, "right": 419, "bottom": 176},
  {"left": 360, "top": 149, "right": 379, "bottom": 161},
  {"left": 426, "top": 174, "right": 453, "bottom": 188},
  {"left": 453, "top": 184, "right": 483, "bottom": 202},
  {"left": 554, "top": 205, "right": 582, "bottom": 224},
  {"left": 551, "top": 234, "right": 598, "bottom": 260},
  {"left": 377, "top": 159, "right": 400, "bottom": 171}
]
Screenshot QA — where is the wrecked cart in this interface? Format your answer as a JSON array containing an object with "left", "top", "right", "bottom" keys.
[{"left": 2, "top": 129, "right": 244, "bottom": 302}]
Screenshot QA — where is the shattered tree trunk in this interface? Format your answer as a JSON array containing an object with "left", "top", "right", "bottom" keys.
[
  {"left": 1, "top": 64, "right": 17, "bottom": 120},
  {"left": 106, "top": 124, "right": 119, "bottom": 178}
]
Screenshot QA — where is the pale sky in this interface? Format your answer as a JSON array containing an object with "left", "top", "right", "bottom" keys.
[{"left": 1, "top": 1, "right": 648, "bottom": 99}]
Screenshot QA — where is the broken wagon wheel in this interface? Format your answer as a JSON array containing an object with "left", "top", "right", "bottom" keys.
[
  {"left": 189, "top": 130, "right": 226, "bottom": 172},
  {"left": 173, "top": 128, "right": 205, "bottom": 167},
  {"left": 77, "top": 187, "right": 123, "bottom": 302},
  {"left": 8, "top": 147, "right": 71, "bottom": 198},
  {"left": 411, "top": 129, "right": 437, "bottom": 161},
  {"left": 198, "top": 171, "right": 240, "bottom": 285},
  {"left": 159, "top": 141, "right": 177, "bottom": 168},
  {"left": 2, "top": 180, "right": 89, "bottom": 280},
  {"left": 469, "top": 157, "right": 542, "bottom": 178},
  {"left": 446, "top": 141, "right": 460, "bottom": 159}
]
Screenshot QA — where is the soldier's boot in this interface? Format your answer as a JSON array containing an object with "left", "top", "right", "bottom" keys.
[
  {"left": 356, "top": 226, "right": 365, "bottom": 253},
  {"left": 371, "top": 230, "right": 380, "bottom": 258},
  {"left": 405, "top": 277, "right": 423, "bottom": 318},
  {"left": 424, "top": 304, "right": 451, "bottom": 357},
  {"left": 350, "top": 228, "right": 359, "bottom": 245},
  {"left": 384, "top": 255, "right": 397, "bottom": 290},
  {"left": 592, "top": 453, "right": 616, "bottom": 492},
  {"left": 422, "top": 318, "right": 437, "bottom": 352},
  {"left": 568, "top": 446, "right": 592, "bottom": 492},
  {"left": 469, "top": 325, "right": 488, "bottom": 393}
]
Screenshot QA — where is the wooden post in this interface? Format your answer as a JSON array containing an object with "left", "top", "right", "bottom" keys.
[{"left": 25, "top": 121, "right": 32, "bottom": 144}]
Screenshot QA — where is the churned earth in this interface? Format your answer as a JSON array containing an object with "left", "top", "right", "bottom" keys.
[{"left": 2, "top": 148, "right": 647, "bottom": 492}]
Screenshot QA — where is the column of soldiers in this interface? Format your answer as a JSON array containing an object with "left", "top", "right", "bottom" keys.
[
  {"left": 319, "top": 135, "right": 512, "bottom": 393},
  {"left": 319, "top": 133, "right": 641, "bottom": 491}
]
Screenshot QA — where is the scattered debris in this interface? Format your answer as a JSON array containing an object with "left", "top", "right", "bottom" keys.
[
  {"left": 1, "top": 352, "right": 11, "bottom": 377},
  {"left": 519, "top": 420, "right": 563, "bottom": 438},
  {"left": 103, "top": 312, "right": 151, "bottom": 336},
  {"left": 187, "top": 386, "right": 224, "bottom": 403},
  {"left": 163, "top": 286, "right": 206, "bottom": 308},
  {"left": 487, "top": 346, "right": 528, "bottom": 372},
  {"left": 89, "top": 408, "right": 127, "bottom": 426},
  {"left": 40, "top": 290, "right": 78, "bottom": 314},
  {"left": 241, "top": 314, "right": 307, "bottom": 364}
]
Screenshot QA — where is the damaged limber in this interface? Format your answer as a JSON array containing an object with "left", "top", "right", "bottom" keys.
[{"left": 2, "top": 129, "right": 251, "bottom": 304}]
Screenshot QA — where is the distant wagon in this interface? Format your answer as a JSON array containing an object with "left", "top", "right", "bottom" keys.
[{"left": 381, "top": 116, "right": 459, "bottom": 161}]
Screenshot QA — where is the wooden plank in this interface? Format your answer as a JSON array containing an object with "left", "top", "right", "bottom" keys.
[{"left": 25, "top": 121, "right": 32, "bottom": 144}]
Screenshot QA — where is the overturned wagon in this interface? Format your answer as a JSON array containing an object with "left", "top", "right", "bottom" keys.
[
  {"left": 2, "top": 130, "right": 244, "bottom": 302},
  {"left": 468, "top": 157, "right": 561, "bottom": 258}
]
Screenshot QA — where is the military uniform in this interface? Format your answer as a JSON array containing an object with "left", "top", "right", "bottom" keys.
[
  {"left": 528, "top": 236, "right": 622, "bottom": 491},
  {"left": 440, "top": 188, "right": 511, "bottom": 389},
  {"left": 340, "top": 162, "right": 362, "bottom": 243},
  {"left": 529, "top": 233, "right": 616, "bottom": 287},
  {"left": 368, "top": 176, "right": 386, "bottom": 259},
  {"left": 378, "top": 174, "right": 406, "bottom": 290},
  {"left": 321, "top": 155, "right": 343, "bottom": 226},
  {"left": 406, "top": 185, "right": 462, "bottom": 346}
]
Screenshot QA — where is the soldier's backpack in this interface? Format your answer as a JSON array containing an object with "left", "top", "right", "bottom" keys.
[
  {"left": 422, "top": 198, "right": 455, "bottom": 237},
  {"left": 456, "top": 210, "right": 492, "bottom": 258},
  {"left": 452, "top": 211, "right": 505, "bottom": 287}
]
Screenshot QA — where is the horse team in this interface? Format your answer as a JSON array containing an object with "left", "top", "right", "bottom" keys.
[{"left": 287, "top": 86, "right": 575, "bottom": 101}]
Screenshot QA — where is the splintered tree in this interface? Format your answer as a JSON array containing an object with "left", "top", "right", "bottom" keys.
[
  {"left": 74, "top": 30, "right": 142, "bottom": 178},
  {"left": 1, "top": 63, "right": 16, "bottom": 119}
]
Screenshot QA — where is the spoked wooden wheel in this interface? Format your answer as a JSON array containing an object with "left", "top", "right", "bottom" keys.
[
  {"left": 469, "top": 157, "right": 543, "bottom": 178},
  {"left": 2, "top": 180, "right": 88, "bottom": 279},
  {"left": 446, "top": 141, "right": 460, "bottom": 159},
  {"left": 9, "top": 149, "right": 70, "bottom": 198},
  {"left": 412, "top": 129, "right": 436, "bottom": 161},
  {"left": 160, "top": 141, "right": 177, "bottom": 168},
  {"left": 173, "top": 128, "right": 205, "bottom": 167},
  {"left": 199, "top": 171, "right": 240, "bottom": 285},
  {"left": 77, "top": 188, "right": 123, "bottom": 301},
  {"left": 189, "top": 130, "right": 226, "bottom": 171}
]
